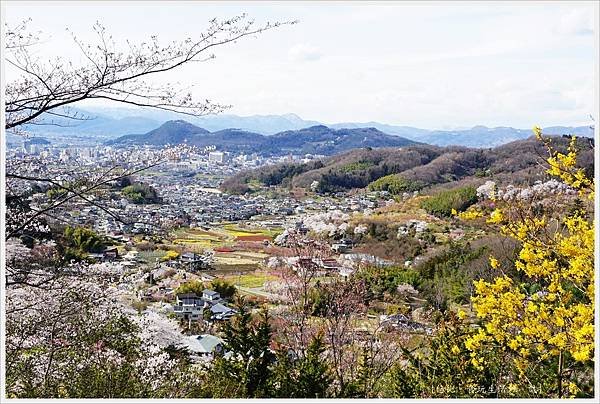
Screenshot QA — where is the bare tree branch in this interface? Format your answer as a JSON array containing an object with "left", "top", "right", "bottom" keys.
[{"left": 5, "top": 16, "right": 296, "bottom": 130}]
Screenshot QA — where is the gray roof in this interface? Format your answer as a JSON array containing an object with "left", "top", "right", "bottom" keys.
[
  {"left": 185, "top": 334, "right": 224, "bottom": 353},
  {"left": 210, "top": 303, "right": 235, "bottom": 314},
  {"left": 177, "top": 292, "right": 199, "bottom": 299}
]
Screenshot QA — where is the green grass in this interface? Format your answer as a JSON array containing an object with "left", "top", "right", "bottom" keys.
[{"left": 137, "top": 250, "right": 165, "bottom": 263}]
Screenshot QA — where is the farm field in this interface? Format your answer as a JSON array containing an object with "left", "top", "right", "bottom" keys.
[
  {"left": 171, "top": 224, "right": 280, "bottom": 246},
  {"left": 168, "top": 224, "right": 281, "bottom": 270},
  {"left": 222, "top": 271, "right": 279, "bottom": 288}
]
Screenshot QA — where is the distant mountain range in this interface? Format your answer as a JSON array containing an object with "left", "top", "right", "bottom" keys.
[
  {"left": 328, "top": 122, "right": 593, "bottom": 147},
  {"left": 20, "top": 106, "right": 594, "bottom": 148},
  {"left": 107, "top": 120, "right": 418, "bottom": 156},
  {"left": 22, "top": 107, "right": 320, "bottom": 137}
]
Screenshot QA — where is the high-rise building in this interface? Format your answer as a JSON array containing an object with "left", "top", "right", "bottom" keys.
[{"left": 208, "top": 151, "right": 226, "bottom": 164}]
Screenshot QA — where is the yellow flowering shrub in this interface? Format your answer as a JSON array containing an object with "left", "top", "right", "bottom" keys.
[
  {"left": 535, "top": 127, "right": 594, "bottom": 200},
  {"left": 161, "top": 249, "right": 180, "bottom": 261},
  {"left": 465, "top": 128, "right": 595, "bottom": 398},
  {"left": 456, "top": 208, "right": 484, "bottom": 220}
]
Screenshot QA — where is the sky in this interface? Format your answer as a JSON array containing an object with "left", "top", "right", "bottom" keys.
[{"left": 3, "top": 0, "right": 598, "bottom": 129}]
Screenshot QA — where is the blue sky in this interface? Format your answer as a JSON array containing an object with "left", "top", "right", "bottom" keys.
[{"left": 3, "top": 1, "right": 597, "bottom": 129}]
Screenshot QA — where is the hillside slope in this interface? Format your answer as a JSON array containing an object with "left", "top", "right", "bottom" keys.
[{"left": 221, "top": 135, "right": 594, "bottom": 194}]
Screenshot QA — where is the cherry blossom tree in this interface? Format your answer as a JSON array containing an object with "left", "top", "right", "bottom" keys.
[
  {"left": 3, "top": 14, "right": 294, "bottom": 398},
  {"left": 272, "top": 235, "right": 331, "bottom": 357}
]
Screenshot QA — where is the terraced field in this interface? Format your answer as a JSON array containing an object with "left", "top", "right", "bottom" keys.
[
  {"left": 222, "top": 224, "right": 281, "bottom": 239},
  {"left": 166, "top": 225, "right": 282, "bottom": 270},
  {"left": 223, "top": 272, "right": 279, "bottom": 288},
  {"left": 170, "top": 224, "right": 280, "bottom": 249}
]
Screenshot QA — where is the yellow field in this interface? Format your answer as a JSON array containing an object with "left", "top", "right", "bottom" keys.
[
  {"left": 223, "top": 272, "right": 279, "bottom": 288},
  {"left": 173, "top": 236, "right": 221, "bottom": 244},
  {"left": 171, "top": 227, "right": 228, "bottom": 248},
  {"left": 222, "top": 224, "right": 280, "bottom": 238}
]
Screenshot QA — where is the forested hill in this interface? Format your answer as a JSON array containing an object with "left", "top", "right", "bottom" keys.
[
  {"left": 220, "top": 135, "right": 595, "bottom": 194},
  {"left": 107, "top": 120, "right": 417, "bottom": 155}
]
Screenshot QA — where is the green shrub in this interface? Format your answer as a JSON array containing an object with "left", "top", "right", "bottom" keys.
[
  {"left": 46, "top": 187, "right": 68, "bottom": 199},
  {"left": 420, "top": 186, "right": 478, "bottom": 217},
  {"left": 353, "top": 266, "right": 424, "bottom": 301},
  {"left": 176, "top": 280, "right": 205, "bottom": 296},
  {"left": 368, "top": 175, "right": 424, "bottom": 195},
  {"left": 415, "top": 243, "right": 486, "bottom": 311},
  {"left": 64, "top": 226, "right": 106, "bottom": 253},
  {"left": 122, "top": 183, "right": 160, "bottom": 204},
  {"left": 210, "top": 279, "right": 237, "bottom": 300}
]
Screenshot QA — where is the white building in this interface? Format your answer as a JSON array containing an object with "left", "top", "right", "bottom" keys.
[{"left": 208, "top": 151, "right": 226, "bottom": 164}]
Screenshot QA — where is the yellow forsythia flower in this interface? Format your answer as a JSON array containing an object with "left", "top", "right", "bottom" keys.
[
  {"left": 487, "top": 208, "right": 504, "bottom": 224},
  {"left": 464, "top": 127, "right": 595, "bottom": 393}
]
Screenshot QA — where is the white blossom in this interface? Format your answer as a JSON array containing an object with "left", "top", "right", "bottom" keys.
[
  {"left": 354, "top": 224, "right": 368, "bottom": 235},
  {"left": 476, "top": 180, "right": 496, "bottom": 199}
]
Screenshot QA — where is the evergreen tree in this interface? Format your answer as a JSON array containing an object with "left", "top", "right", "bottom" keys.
[
  {"left": 271, "top": 334, "right": 331, "bottom": 398},
  {"left": 210, "top": 298, "right": 275, "bottom": 398}
]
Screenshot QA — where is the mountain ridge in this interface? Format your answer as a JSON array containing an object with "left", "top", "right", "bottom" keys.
[
  {"left": 21, "top": 106, "right": 594, "bottom": 148},
  {"left": 107, "top": 120, "right": 418, "bottom": 156}
]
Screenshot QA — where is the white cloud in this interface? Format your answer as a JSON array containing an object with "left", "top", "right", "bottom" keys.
[
  {"left": 556, "top": 8, "right": 594, "bottom": 36},
  {"left": 288, "top": 43, "right": 323, "bottom": 62},
  {"left": 4, "top": 2, "right": 596, "bottom": 128}
]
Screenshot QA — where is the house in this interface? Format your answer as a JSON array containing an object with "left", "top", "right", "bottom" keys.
[
  {"left": 122, "top": 250, "right": 139, "bottom": 261},
  {"left": 294, "top": 221, "right": 309, "bottom": 235},
  {"left": 175, "top": 292, "right": 204, "bottom": 306},
  {"left": 179, "top": 252, "right": 212, "bottom": 271},
  {"left": 173, "top": 293, "right": 205, "bottom": 321},
  {"left": 331, "top": 241, "right": 351, "bottom": 253},
  {"left": 449, "top": 228, "right": 465, "bottom": 240},
  {"left": 292, "top": 257, "right": 326, "bottom": 276},
  {"left": 172, "top": 289, "right": 235, "bottom": 322},
  {"left": 210, "top": 303, "right": 236, "bottom": 321},
  {"left": 339, "top": 267, "right": 355, "bottom": 278},
  {"left": 331, "top": 239, "right": 353, "bottom": 253},
  {"left": 202, "top": 289, "right": 221, "bottom": 302},
  {"left": 184, "top": 334, "right": 224, "bottom": 359},
  {"left": 320, "top": 258, "right": 342, "bottom": 271},
  {"left": 87, "top": 252, "right": 104, "bottom": 261},
  {"left": 102, "top": 247, "right": 119, "bottom": 261},
  {"left": 380, "top": 314, "right": 432, "bottom": 334}
]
